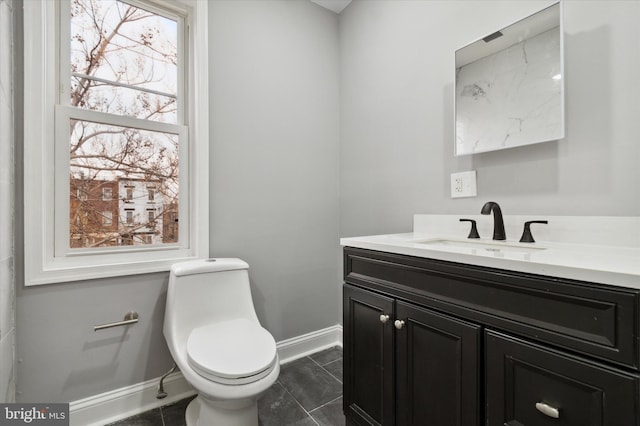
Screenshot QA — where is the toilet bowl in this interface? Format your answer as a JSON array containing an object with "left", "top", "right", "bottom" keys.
[{"left": 163, "top": 258, "right": 280, "bottom": 426}]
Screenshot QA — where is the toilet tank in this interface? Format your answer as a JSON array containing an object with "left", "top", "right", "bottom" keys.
[{"left": 164, "top": 258, "right": 260, "bottom": 351}]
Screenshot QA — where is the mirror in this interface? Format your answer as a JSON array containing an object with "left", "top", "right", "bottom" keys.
[{"left": 455, "top": 2, "right": 564, "bottom": 156}]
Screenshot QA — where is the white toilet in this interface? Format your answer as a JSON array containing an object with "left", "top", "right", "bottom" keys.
[{"left": 163, "top": 258, "right": 280, "bottom": 426}]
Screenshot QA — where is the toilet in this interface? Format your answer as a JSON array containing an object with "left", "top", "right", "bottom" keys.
[{"left": 163, "top": 258, "right": 280, "bottom": 426}]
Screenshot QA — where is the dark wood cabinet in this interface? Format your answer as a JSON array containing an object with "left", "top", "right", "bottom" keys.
[
  {"left": 343, "top": 284, "right": 394, "bottom": 425},
  {"left": 486, "top": 330, "right": 640, "bottom": 426},
  {"left": 343, "top": 247, "right": 640, "bottom": 426},
  {"left": 343, "top": 284, "right": 481, "bottom": 426},
  {"left": 395, "top": 301, "right": 481, "bottom": 426}
]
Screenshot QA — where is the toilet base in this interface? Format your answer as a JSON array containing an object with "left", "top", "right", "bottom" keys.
[{"left": 185, "top": 395, "right": 259, "bottom": 426}]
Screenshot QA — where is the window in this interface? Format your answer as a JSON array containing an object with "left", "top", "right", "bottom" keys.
[
  {"left": 23, "top": 0, "right": 209, "bottom": 285},
  {"left": 64, "top": 0, "right": 181, "bottom": 249},
  {"left": 102, "top": 211, "right": 113, "bottom": 226},
  {"left": 102, "top": 187, "right": 112, "bottom": 201}
]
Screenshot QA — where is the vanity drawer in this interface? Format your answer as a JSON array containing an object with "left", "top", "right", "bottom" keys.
[
  {"left": 485, "top": 330, "right": 640, "bottom": 426},
  {"left": 344, "top": 247, "right": 640, "bottom": 369}
]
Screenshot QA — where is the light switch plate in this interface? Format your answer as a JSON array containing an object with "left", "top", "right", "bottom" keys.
[{"left": 451, "top": 170, "right": 477, "bottom": 198}]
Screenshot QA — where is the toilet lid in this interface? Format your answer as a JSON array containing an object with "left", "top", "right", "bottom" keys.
[{"left": 187, "top": 318, "right": 277, "bottom": 385}]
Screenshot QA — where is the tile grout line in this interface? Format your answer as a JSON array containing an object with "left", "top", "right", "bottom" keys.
[
  {"left": 308, "top": 354, "right": 342, "bottom": 370},
  {"left": 307, "top": 348, "right": 342, "bottom": 367},
  {"left": 307, "top": 394, "right": 343, "bottom": 415},
  {"left": 278, "top": 365, "right": 321, "bottom": 426},
  {"left": 321, "top": 369, "right": 342, "bottom": 385},
  {"left": 302, "top": 354, "right": 343, "bottom": 423},
  {"left": 321, "top": 359, "right": 343, "bottom": 384},
  {"left": 309, "top": 356, "right": 343, "bottom": 385}
]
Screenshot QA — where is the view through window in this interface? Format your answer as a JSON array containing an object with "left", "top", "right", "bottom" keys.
[{"left": 67, "top": 0, "right": 180, "bottom": 249}]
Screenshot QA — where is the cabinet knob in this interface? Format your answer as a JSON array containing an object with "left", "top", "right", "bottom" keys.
[
  {"left": 379, "top": 314, "right": 390, "bottom": 324},
  {"left": 535, "top": 402, "right": 560, "bottom": 419},
  {"left": 394, "top": 319, "right": 405, "bottom": 330}
]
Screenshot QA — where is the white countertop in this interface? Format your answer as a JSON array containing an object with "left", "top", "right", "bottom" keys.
[{"left": 340, "top": 215, "right": 640, "bottom": 290}]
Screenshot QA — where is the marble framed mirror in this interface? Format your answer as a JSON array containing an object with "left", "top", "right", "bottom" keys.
[{"left": 454, "top": 2, "right": 564, "bottom": 156}]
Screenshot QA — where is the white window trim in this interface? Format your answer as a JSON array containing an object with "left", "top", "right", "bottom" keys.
[{"left": 23, "top": 0, "right": 209, "bottom": 285}]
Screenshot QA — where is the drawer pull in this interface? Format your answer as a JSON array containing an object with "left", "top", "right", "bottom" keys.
[
  {"left": 535, "top": 402, "right": 560, "bottom": 419},
  {"left": 379, "top": 314, "right": 390, "bottom": 324},
  {"left": 394, "top": 319, "right": 405, "bottom": 330}
]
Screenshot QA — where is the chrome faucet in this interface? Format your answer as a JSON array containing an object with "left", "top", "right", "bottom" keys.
[{"left": 481, "top": 201, "right": 506, "bottom": 240}]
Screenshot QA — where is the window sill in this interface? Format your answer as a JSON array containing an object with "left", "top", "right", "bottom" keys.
[{"left": 26, "top": 251, "right": 201, "bottom": 286}]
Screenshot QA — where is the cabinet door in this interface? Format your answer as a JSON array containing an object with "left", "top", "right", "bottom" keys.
[
  {"left": 395, "top": 301, "right": 481, "bottom": 426},
  {"left": 486, "top": 330, "right": 640, "bottom": 426},
  {"left": 343, "top": 284, "right": 395, "bottom": 426}
]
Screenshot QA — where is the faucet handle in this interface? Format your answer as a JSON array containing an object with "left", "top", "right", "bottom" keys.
[
  {"left": 460, "top": 219, "right": 480, "bottom": 239},
  {"left": 519, "top": 220, "right": 548, "bottom": 243}
]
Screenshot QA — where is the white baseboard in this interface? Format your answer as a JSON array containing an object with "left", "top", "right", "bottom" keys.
[
  {"left": 69, "top": 324, "right": 342, "bottom": 426},
  {"left": 69, "top": 371, "right": 195, "bottom": 426},
  {"left": 276, "top": 324, "right": 343, "bottom": 364}
]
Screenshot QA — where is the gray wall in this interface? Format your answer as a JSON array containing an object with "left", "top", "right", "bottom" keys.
[
  {"left": 207, "top": 0, "right": 341, "bottom": 341},
  {"left": 15, "top": 274, "right": 175, "bottom": 402},
  {"left": 13, "top": 0, "right": 640, "bottom": 404},
  {"left": 15, "top": 0, "right": 340, "bottom": 403},
  {"left": 340, "top": 0, "right": 640, "bottom": 237},
  {"left": 1, "top": 0, "right": 16, "bottom": 404}
]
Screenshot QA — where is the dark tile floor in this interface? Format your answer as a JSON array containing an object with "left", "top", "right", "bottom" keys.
[{"left": 106, "top": 346, "right": 345, "bottom": 426}]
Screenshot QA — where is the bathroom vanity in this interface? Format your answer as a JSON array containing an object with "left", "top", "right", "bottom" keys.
[{"left": 341, "top": 216, "right": 640, "bottom": 426}]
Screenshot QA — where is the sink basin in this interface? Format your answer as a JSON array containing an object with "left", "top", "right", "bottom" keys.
[{"left": 413, "top": 238, "right": 546, "bottom": 254}]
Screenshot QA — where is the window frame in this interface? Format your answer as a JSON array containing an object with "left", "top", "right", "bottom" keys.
[{"left": 23, "top": 0, "right": 209, "bottom": 285}]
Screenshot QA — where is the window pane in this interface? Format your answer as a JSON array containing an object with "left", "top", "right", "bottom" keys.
[
  {"left": 102, "top": 187, "right": 112, "bottom": 200},
  {"left": 70, "top": 0, "right": 178, "bottom": 123},
  {"left": 69, "top": 120, "right": 179, "bottom": 248},
  {"left": 102, "top": 211, "right": 113, "bottom": 226}
]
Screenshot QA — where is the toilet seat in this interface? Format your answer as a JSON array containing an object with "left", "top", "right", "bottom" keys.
[{"left": 186, "top": 318, "right": 277, "bottom": 385}]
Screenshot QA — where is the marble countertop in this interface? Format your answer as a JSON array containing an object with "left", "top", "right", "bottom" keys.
[{"left": 340, "top": 215, "right": 640, "bottom": 290}]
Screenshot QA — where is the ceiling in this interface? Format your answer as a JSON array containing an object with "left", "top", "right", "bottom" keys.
[{"left": 310, "top": 0, "right": 352, "bottom": 14}]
